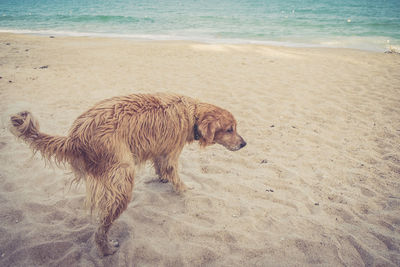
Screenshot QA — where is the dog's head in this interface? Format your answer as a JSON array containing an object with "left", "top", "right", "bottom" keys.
[{"left": 196, "top": 104, "right": 246, "bottom": 151}]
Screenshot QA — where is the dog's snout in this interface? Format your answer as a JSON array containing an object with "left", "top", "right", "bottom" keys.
[{"left": 239, "top": 141, "right": 246, "bottom": 149}]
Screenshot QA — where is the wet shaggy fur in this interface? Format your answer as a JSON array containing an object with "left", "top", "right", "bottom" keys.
[{"left": 10, "top": 93, "right": 246, "bottom": 256}]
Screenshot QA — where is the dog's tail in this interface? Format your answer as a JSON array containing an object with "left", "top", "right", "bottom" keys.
[{"left": 10, "top": 111, "right": 77, "bottom": 165}]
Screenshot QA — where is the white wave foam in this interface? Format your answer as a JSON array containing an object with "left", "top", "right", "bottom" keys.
[{"left": 0, "top": 28, "right": 396, "bottom": 52}]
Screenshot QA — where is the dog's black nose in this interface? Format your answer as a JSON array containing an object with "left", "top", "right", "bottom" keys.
[{"left": 240, "top": 141, "right": 246, "bottom": 148}]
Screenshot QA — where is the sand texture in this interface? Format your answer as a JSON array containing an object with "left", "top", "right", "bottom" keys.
[{"left": 0, "top": 33, "right": 400, "bottom": 266}]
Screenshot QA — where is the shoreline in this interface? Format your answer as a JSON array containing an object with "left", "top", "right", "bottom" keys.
[{"left": 0, "top": 29, "right": 397, "bottom": 53}]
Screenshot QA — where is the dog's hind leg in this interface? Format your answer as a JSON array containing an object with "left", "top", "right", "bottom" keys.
[{"left": 88, "top": 165, "right": 135, "bottom": 256}]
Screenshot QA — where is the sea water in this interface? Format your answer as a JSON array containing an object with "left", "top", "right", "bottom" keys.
[{"left": 0, "top": 0, "right": 399, "bottom": 52}]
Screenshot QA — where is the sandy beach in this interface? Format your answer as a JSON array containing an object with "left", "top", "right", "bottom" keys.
[{"left": 0, "top": 33, "right": 399, "bottom": 266}]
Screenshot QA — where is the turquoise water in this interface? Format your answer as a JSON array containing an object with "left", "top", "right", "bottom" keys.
[{"left": 1, "top": 0, "right": 399, "bottom": 51}]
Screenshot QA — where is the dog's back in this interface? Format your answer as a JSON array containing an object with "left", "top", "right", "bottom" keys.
[{"left": 67, "top": 94, "right": 197, "bottom": 165}]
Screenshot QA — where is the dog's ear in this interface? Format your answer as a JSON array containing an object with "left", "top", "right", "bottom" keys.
[{"left": 198, "top": 115, "right": 220, "bottom": 147}]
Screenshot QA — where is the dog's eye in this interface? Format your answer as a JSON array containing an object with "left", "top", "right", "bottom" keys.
[{"left": 227, "top": 127, "right": 233, "bottom": 133}]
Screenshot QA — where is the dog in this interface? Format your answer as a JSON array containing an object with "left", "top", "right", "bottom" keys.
[{"left": 10, "top": 93, "right": 246, "bottom": 256}]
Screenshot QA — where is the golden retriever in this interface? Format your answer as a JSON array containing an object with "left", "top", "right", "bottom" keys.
[{"left": 10, "top": 93, "right": 246, "bottom": 256}]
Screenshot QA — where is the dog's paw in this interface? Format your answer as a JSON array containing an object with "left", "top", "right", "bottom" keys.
[
  {"left": 99, "top": 240, "right": 119, "bottom": 256},
  {"left": 159, "top": 177, "right": 169, "bottom": 183},
  {"left": 110, "top": 239, "right": 119, "bottom": 247},
  {"left": 187, "top": 184, "right": 195, "bottom": 190},
  {"left": 174, "top": 182, "right": 194, "bottom": 193},
  {"left": 95, "top": 232, "right": 119, "bottom": 257}
]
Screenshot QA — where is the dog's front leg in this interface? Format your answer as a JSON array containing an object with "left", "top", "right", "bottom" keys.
[
  {"left": 154, "top": 156, "right": 187, "bottom": 193},
  {"left": 153, "top": 156, "right": 169, "bottom": 184}
]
